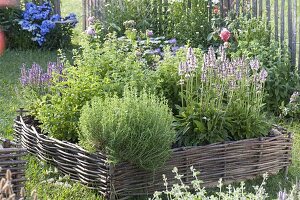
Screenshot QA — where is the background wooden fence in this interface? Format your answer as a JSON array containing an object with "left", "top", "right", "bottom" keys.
[
  {"left": 17, "top": 0, "right": 61, "bottom": 15},
  {"left": 83, "top": 0, "right": 300, "bottom": 71}
]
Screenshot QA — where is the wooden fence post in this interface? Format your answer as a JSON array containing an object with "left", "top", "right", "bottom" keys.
[
  {"left": 290, "top": 0, "right": 297, "bottom": 67},
  {"left": 280, "top": 0, "right": 285, "bottom": 46},
  {"left": 82, "top": 0, "right": 87, "bottom": 31},
  {"left": 53, "top": 0, "right": 61, "bottom": 15},
  {"left": 274, "top": 0, "right": 279, "bottom": 41}
]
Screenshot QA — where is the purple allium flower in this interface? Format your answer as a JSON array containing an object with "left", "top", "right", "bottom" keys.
[
  {"left": 85, "top": 26, "right": 95, "bottom": 36},
  {"left": 250, "top": 59, "right": 260, "bottom": 71},
  {"left": 289, "top": 91, "right": 299, "bottom": 103},
  {"left": 146, "top": 30, "right": 153, "bottom": 37}
]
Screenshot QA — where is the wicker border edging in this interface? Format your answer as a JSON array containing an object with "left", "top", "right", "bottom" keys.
[
  {"left": 14, "top": 115, "right": 293, "bottom": 199},
  {"left": 0, "top": 138, "right": 27, "bottom": 195}
]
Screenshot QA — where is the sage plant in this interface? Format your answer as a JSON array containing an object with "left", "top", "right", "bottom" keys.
[{"left": 176, "top": 46, "right": 270, "bottom": 146}]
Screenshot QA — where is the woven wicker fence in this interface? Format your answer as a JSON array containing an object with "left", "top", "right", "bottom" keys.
[
  {"left": 14, "top": 115, "right": 293, "bottom": 199},
  {"left": 0, "top": 137, "right": 27, "bottom": 194}
]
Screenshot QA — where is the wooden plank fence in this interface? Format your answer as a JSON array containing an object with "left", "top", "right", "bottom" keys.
[{"left": 83, "top": 0, "right": 300, "bottom": 71}]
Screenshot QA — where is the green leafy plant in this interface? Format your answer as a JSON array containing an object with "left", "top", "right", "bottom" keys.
[
  {"left": 0, "top": 7, "right": 36, "bottom": 49},
  {"left": 231, "top": 40, "right": 299, "bottom": 114},
  {"left": 151, "top": 167, "right": 300, "bottom": 200},
  {"left": 79, "top": 88, "right": 175, "bottom": 171},
  {"left": 34, "top": 34, "right": 157, "bottom": 142},
  {"left": 175, "top": 46, "right": 271, "bottom": 146},
  {"left": 281, "top": 92, "right": 300, "bottom": 120},
  {"left": 96, "top": 0, "right": 211, "bottom": 48}
]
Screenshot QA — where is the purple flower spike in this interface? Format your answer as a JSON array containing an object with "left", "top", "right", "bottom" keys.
[
  {"left": 166, "top": 38, "right": 177, "bottom": 44},
  {"left": 85, "top": 26, "right": 95, "bottom": 36},
  {"left": 259, "top": 68, "right": 268, "bottom": 82},
  {"left": 278, "top": 191, "right": 288, "bottom": 200},
  {"left": 146, "top": 30, "right": 153, "bottom": 37},
  {"left": 178, "top": 62, "right": 185, "bottom": 76},
  {"left": 250, "top": 59, "right": 260, "bottom": 71}
]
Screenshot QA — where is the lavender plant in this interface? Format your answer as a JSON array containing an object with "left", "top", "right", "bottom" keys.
[
  {"left": 175, "top": 46, "right": 271, "bottom": 146},
  {"left": 19, "top": 62, "right": 64, "bottom": 112}
]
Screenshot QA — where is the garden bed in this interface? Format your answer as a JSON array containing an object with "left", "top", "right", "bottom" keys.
[
  {"left": 14, "top": 115, "right": 293, "bottom": 199},
  {"left": 0, "top": 137, "right": 27, "bottom": 194}
]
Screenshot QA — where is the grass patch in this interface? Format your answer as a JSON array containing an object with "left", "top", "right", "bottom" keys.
[{"left": 25, "top": 156, "right": 102, "bottom": 200}]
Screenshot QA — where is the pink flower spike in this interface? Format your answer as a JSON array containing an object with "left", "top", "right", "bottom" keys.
[{"left": 220, "top": 28, "right": 231, "bottom": 42}]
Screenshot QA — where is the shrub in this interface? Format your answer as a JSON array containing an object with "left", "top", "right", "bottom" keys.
[
  {"left": 0, "top": 7, "right": 36, "bottom": 49},
  {"left": 33, "top": 35, "right": 157, "bottom": 142},
  {"left": 175, "top": 46, "right": 271, "bottom": 146},
  {"left": 1, "top": 1, "right": 77, "bottom": 50},
  {"left": 79, "top": 88, "right": 175, "bottom": 171}
]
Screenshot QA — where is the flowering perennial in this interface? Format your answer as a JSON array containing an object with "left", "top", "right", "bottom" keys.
[
  {"left": 20, "top": 62, "right": 64, "bottom": 87},
  {"left": 175, "top": 46, "right": 270, "bottom": 145},
  {"left": 19, "top": 2, "right": 77, "bottom": 46}
]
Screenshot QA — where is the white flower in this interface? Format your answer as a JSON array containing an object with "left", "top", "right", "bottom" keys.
[{"left": 212, "top": 0, "right": 219, "bottom": 4}]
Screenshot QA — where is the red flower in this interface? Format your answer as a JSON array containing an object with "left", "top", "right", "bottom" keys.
[
  {"left": 213, "top": 6, "right": 219, "bottom": 14},
  {"left": 0, "top": 31, "right": 5, "bottom": 55},
  {"left": 219, "top": 28, "right": 231, "bottom": 42}
]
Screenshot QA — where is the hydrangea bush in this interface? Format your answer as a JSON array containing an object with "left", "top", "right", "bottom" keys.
[{"left": 18, "top": 1, "right": 77, "bottom": 49}]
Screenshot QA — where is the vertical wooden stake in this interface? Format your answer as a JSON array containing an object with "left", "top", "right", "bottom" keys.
[
  {"left": 82, "top": 0, "right": 87, "bottom": 31},
  {"left": 274, "top": 0, "right": 279, "bottom": 41},
  {"left": 280, "top": 0, "right": 285, "bottom": 46}
]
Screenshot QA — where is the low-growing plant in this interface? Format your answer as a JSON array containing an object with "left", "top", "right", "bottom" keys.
[
  {"left": 79, "top": 88, "right": 176, "bottom": 171},
  {"left": 281, "top": 92, "right": 300, "bottom": 120},
  {"left": 175, "top": 46, "right": 271, "bottom": 146},
  {"left": 151, "top": 167, "right": 300, "bottom": 200}
]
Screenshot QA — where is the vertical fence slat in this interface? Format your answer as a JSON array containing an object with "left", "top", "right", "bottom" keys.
[
  {"left": 266, "top": 0, "right": 270, "bottom": 23},
  {"left": 236, "top": 0, "right": 240, "bottom": 16},
  {"left": 299, "top": 8, "right": 300, "bottom": 72},
  {"left": 274, "top": 0, "right": 279, "bottom": 41},
  {"left": 258, "top": 0, "right": 262, "bottom": 17},
  {"left": 280, "top": 0, "right": 285, "bottom": 45},
  {"left": 252, "top": 0, "right": 257, "bottom": 17},
  {"left": 82, "top": 0, "right": 87, "bottom": 30},
  {"left": 288, "top": 0, "right": 293, "bottom": 63},
  {"left": 220, "top": 0, "right": 224, "bottom": 17},
  {"left": 291, "top": 0, "right": 297, "bottom": 66}
]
